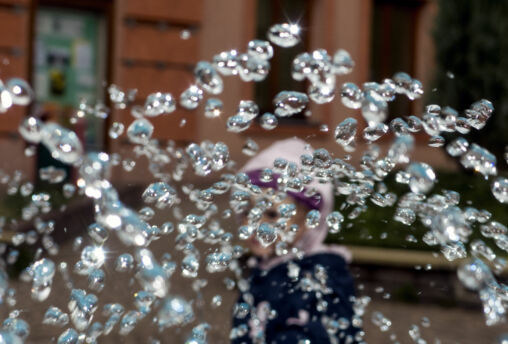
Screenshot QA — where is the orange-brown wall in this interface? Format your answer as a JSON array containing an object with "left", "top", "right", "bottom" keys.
[
  {"left": 196, "top": 0, "right": 453, "bottom": 173},
  {"left": 0, "top": 0, "right": 454, "bottom": 187},
  {"left": 0, "top": 0, "right": 34, "bottom": 181}
]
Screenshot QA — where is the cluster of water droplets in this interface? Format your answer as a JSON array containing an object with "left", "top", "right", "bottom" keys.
[
  {"left": 0, "top": 18, "right": 505, "bottom": 343},
  {"left": 19, "top": 117, "right": 83, "bottom": 165},
  {"left": 0, "top": 78, "right": 33, "bottom": 112}
]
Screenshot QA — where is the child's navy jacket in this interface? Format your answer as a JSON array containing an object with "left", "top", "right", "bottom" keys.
[{"left": 231, "top": 253, "right": 361, "bottom": 344}]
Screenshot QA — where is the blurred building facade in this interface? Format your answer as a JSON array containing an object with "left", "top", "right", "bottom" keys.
[{"left": 0, "top": 0, "right": 452, "bottom": 186}]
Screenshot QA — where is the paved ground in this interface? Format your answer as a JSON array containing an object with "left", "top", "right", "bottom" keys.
[
  {"left": 363, "top": 300, "right": 507, "bottom": 344},
  {"left": 2, "top": 191, "right": 508, "bottom": 343}
]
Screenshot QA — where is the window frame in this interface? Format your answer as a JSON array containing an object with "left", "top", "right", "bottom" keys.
[{"left": 242, "top": 0, "right": 335, "bottom": 139}]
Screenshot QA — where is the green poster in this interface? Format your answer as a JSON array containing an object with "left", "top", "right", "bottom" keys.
[
  {"left": 34, "top": 7, "right": 105, "bottom": 151},
  {"left": 34, "top": 8, "right": 101, "bottom": 106}
]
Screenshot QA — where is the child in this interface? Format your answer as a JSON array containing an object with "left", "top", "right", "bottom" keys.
[{"left": 231, "top": 138, "right": 362, "bottom": 344}]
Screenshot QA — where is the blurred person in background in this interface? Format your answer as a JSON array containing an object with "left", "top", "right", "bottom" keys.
[{"left": 230, "top": 138, "right": 362, "bottom": 344}]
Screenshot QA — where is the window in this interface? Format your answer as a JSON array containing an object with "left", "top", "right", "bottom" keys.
[
  {"left": 255, "top": 0, "right": 312, "bottom": 126},
  {"left": 370, "top": 0, "right": 424, "bottom": 119}
]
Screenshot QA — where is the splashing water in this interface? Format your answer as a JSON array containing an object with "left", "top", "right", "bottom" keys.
[{"left": 0, "top": 13, "right": 504, "bottom": 343}]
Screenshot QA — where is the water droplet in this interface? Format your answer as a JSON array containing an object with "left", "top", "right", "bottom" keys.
[
  {"left": 361, "top": 90, "right": 388, "bottom": 126},
  {"left": 256, "top": 223, "right": 277, "bottom": 247},
  {"left": 340, "top": 82, "right": 362, "bottom": 109},
  {"left": 43, "top": 306, "right": 69, "bottom": 327},
  {"left": 6, "top": 78, "right": 33, "bottom": 106},
  {"left": 88, "top": 268, "right": 105, "bottom": 292},
  {"left": 144, "top": 92, "right": 176, "bottom": 116},
  {"left": 233, "top": 302, "right": 250, "bottom": 319},
  {"left": 332, "top": 49, "right": 354, "bottom": 75},
  {"left": 187, "top": 323, "right": 210, "bottom": 343},
  {"left": 108, "top": 122, "right": 124, "bottom": 139},
  {"left": 30, "top": 258, "right": 55, "bottom": 301},
  {"left": 213, "top": 49, "right": 240, "bottom": 76},
  {"left": 24, "top": 145, "right": 36, "bottom": 157},
  {"left": 157, "top": 296, "right": 194, "bottom": 329},
  {"left": 247, "top": 39, "right": 274, "bottom": 60},
  {"left": 371, "top": 311, "right": 391, "bottom": 332},
  {"left": 242, "top": 138, "right": 259, "bottom": 156},
  {"left": 211, "top": 142, "right": 229, "bottom": 171},
  {"left": 326, "top": 211, "right": 344, "bottom": 234},
  {"left": 238, "top": 53, "right": 270, "bottom": 82},
  {"left": 466, "top": 99, "right": 493, "bottom": 130},
  {"left": 393, "top": 72, "right": 419, "bottom": 99},
  {"left": 456, "top": 116, "right": 471, "bottom": 134},
  {"left": 68, "top": 289, "right": 98, "bottom": 331},
  {"left": 180, "top": 29, "right": 191, "bottom": 40},
  {"left": 93, "top": 102, "right": 109, "bottom": 119},
  {"left": 259, "top": 112, "right": 278, "bottom": 130},
  {"left": 79, "top": 245, "right": 106, "bottom": 272},
  {"left": 211, "top": 295, "right": 222, "bottom": 308},
  {"left": 334, "top": 118, "right": 357, "bottom": 148},
  {"left": 471, "top": 239, "right": 496, "bottom": 262},
  {"left": 181, "top": 254, "right": 199, "bottom": 278},
  {"left": 389, "top": 118, "right": 410, "bottom": 136},
  {"left": 180, "top": 85, "right": 203, "bottom": 110},
  {"left": 127, "top": 118, "right": 153, "bottom": 145},
  {"left": 387, "top": 134, "right": 414, "bottom": 165},
  {"left": 205, "top": 252, "right": 232, "bottom": 273},
  {"left": 407, "top": 79, "right": 424, "bottom": 100},
  {"left": 2, "top": 317, "right": 29, "bottom": 340},
  {"left": 479, "top": 218, "right": 498, "bottom": 235},
  {"left": 142, "top": 182, "right": 178, "bottom": 209},
  {"left": 57, "top": 328, "right": 79, "bottom": 344},
  {"left": 273, "top": 91, "right": 308, "bottom": 117},
  {"left": 160, "top": 222, "right": 174, "bottom": 235},
  {"left": 135, "top": 249, "right": 168, "bottom": 297},
  {"left": 204, "top": 98, "right": 223, "bottom": 118},
  {"left": 134, "top": 290, "right": 156, "bottom": 316},
  {"left": 195, "top": 61, "right": 223, "bottom": 94},
  {"left": 237, "top": 100, "right": 259, "bottom": 120},
  {"left": 41, "top": 123, "right": 83, "bottom": 164},
  {"left": 19, "top": 116, "right": 44, "bottom": 143},
  {"left": 119, "top": 311, "right": 142, "bottom": 336},
  {"left": 39, "top": 166, "right": 67, "bottom": 184},
  {"left": 428, "top": 135, "right": 445, "bottom": 147},
  {"left": 305, "top": 209, "right": 321, "bottom": 229},
  {"left": 267, "top": 23, "right": 300, "bottom": 48},
  {"left": 407, "top": 115, "right": 423, "bottom": 132},
  {"left": 394, "top": 208, "right": 416, "bottom": 225},
  {"left": 406, "top": 162, "right": 435, "bottom": 194},
  {"left": 363, "top": 123, "right": 388, "bottom": 142},
  {"left": 457, "top": 259, "right": 492, "bottom": 291},
  {"left": 238, "top": 225, "right": 254, "bottom": 240},
  {"left": 115, "top": 253, "right": 134, "bottom": 272},
  {"left": 87, "top": 223, "right": 109, "bottom": 244},
  {"left": 226, "top": 115, "right": 252, "bottom": 133},
  {"left": 108, "top": 84, "right": 136, "bottom": 109},
  {"left": 292, "top": 52, "right": 312, "bottom": 81},
  {"left": 492, "top": 177, "right": 508, "bottom": 203},
  {"left": 432, "top": 207, "right": 471, "bottom": 245},
  {"left": 460, "top": 143, "right": 497, "bottom": 177},
  {"left": 78, "top": 152, "right": 111, "bottom": 199},
  {"left": 309, "top": 83, "right": 335, "bottom": 104},
  {"left": 446, "top": 137, "right": 469, "bottom": 156}
]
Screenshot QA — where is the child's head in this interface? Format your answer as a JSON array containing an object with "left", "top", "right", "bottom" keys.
[{"left": 239, "top": 138, "right": 334, "bottom": 258}]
